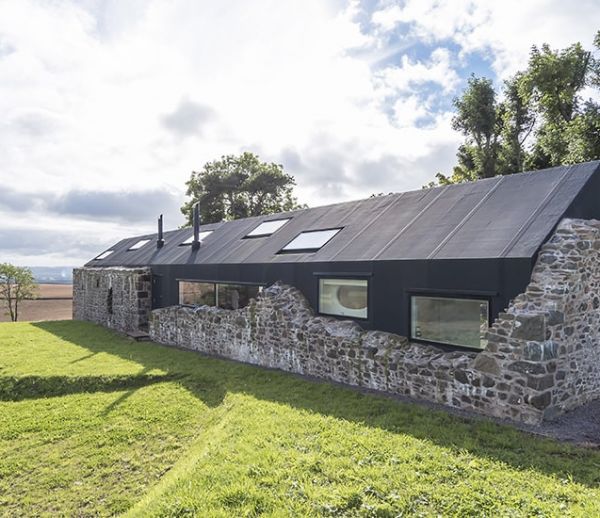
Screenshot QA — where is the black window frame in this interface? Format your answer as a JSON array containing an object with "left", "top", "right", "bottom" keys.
[
  {"left": 178, "top": 230, "right": 214, "bottom": 247},
  {"left": 176, "top": 278, "right": 265, "bottom": 308},
  {"left": 94, "top": 250, "right": 114, "bottom": 260},
  {"left": 127, "top": 238, "right": 151, "bottom": 251},
  {"left": 408, "top": 291, "right": 492, "bottom": 351},
  {"left": 244, "top": 218, "right": 291, "bottom": 239},
  {"left": 278, "top": 227, "right": 343, "bottom": 254},
  {"left": 316, "top": 274, "right": 371, "bottom": 322}
]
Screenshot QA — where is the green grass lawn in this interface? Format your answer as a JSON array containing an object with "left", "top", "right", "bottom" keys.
[{"left": 1, "top": 322, "right": 600, "bottom": 517}]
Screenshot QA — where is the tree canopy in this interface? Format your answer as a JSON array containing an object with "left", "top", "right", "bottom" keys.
[
  {"left": 0, "top": 263, "right": 37, "bottom": 322},
  {"left": 434, "top": 31, "right": 600, "bottom": 185},
  {"left": 181, "top": 152, "right": 305, "bottom": 225}
]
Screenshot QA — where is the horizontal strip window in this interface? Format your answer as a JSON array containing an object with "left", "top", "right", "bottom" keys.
[
  {"left": 179, "top": 281, "right": 215, "bottom": 307},
  {"left": 312, "top": 272, "right": 373, "bottom": 278},
  {"left": 408, "top": 287, "right": 498, "bottom": 297},
  {"left": 319, "top": 278, "right": 368, "bottom": 320},
  {"left": 410, "top": 295, "right": 489, "bottom": 350},
  {"left": 178, "top": 281, "right": 262, "bottom": 310}
]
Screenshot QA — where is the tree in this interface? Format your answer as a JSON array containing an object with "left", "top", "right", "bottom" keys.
[
  {"left": 181, "top": 152, "right": 305, "bottom": 225},
  {"left": 0, "top": 264, "right": 37, "bottom": 322},
  {"left": 523, "top": 39, "right": 596, "bottom": 168},
  {"left": 435, "top": 76, "right": 505, "bottom": 185},
  {"left": 498, "top": 73, "right": 536, "bottom": 173},
  {"left": 435, "top": 31, "right": 600, "bottom": 186},
  {"left": 453, "top": 76, "right": 503, "bottom": 179}
]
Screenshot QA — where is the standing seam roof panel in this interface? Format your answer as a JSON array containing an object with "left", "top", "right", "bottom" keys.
[{"left": 84, "top": 161, "right": 600, "bottom": 266}]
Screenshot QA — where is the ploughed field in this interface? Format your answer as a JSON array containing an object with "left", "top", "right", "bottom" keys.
[
  {"left": 0, "top": 284, "right": 72, "bottom": 323},
  {"left": 1, "top": 322, "right": 600, "bottom": 516}
]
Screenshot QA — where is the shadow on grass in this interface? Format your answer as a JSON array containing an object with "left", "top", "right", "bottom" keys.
[
  {"left": 70, "top": 352, "right": 98, "bottom": 364},
  {"left": 31, "top": 321, "right": 600, "bottom": 488},
  {"left": 0, "top": 373, "right": 177, "bottom": 402}
]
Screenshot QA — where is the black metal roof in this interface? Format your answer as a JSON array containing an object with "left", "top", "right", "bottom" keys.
[{"left": 86, "top": 160, "right": 600, "bottom": 267}]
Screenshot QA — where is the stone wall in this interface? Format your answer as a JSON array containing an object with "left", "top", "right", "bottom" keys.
[
  {"left": 73, "top": 267, "right": 152, "bottom": 333},
  {"left": 485, "top": 218, "right": 600, "bottom": 419},
  {"left": 148, "top": 219, "right": 600, "bottom": 425}
]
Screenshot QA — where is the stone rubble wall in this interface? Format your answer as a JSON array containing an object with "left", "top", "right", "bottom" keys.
[
  {"left": 150, "top": 282, "right": 550, "bottom": 423},
  {"left": 73, "top": 267, "right": 152, "bottom": 333},
  {"left": 484, "top": 218, "right": 600, "bottom": 420}
]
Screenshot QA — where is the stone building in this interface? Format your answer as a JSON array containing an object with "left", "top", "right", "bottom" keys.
[{"left": 73, "top": 161, "right": 600, "bottom": 424}]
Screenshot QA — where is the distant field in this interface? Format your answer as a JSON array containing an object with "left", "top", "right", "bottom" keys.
[{"left": 0, "top": 284, "right": 72, "bottom": 322}]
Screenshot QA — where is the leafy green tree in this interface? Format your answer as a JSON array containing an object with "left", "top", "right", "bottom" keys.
[
  {"left": 435, "top": 76, "right": 504, "bottom": 185},
  {"left": 523, "top": 39, "right": 595, "bottom": 168},
  {"left": 498, "top": 73, "right": 536, "bottom": 173},
  {"left": 435, "top": 31, "right": 600, "bottom": 186},
  {"left": 182, "top": 152, "right": 305, "bottom": 225},
  {"left": 0, "top": 263, "right": 37, "bottom": 322}
]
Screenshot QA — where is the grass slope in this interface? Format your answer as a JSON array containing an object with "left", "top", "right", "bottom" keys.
[{"left": 1, "top": 321, "right": 599, "bottom": 516}]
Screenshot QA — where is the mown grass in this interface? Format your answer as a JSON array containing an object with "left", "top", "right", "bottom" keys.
[{"left": 1, "top": 321, "right": 600, "bottom": 516}]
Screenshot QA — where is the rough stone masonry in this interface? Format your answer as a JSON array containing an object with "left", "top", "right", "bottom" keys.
[
  {"left": 73, "top": 267, "right": 152, "bottom": 333},
  {"left": 74, "top": 218, "right": 600, "bottom": 425}
]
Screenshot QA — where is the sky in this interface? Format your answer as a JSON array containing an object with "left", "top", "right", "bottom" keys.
[{"left": 1, "top": 0, "right": 598, "bottom": 266}]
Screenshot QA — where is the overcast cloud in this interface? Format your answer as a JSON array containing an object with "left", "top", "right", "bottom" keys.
[{"left": 0, "top": 0, "right": 598, "bottom": 265}]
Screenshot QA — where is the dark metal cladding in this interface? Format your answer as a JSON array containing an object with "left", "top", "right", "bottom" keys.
[{"left": 87, "top": 161, "right": 600, "bottom": 268}]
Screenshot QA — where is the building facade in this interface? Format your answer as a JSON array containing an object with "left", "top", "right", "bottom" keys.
[{"left": 73, "top": 161, "right": 600, "bottom": 423}]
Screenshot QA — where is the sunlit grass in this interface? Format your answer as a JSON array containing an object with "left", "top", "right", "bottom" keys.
[{"left": 0, "top": 321, "right": 599, "bottom": 516}]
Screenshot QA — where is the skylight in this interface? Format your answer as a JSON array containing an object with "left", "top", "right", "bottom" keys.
[
  {"left": 246, "top": 218, "right": 290, "bottom": 237},
  {"left": 128, "top": 239, "right": 151, "bottom": 251},
  {"left": 280, "top": 228, "right": 342, "bottom": 252},
  {"left": 181, "top": 230, "right": 213, "bottom": 245},
  {"left": 95, "top": 250, "right": 114, "bottom": 260}
]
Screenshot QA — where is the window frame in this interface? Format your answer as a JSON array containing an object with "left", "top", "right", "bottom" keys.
[
  {"left": 179, "top": 230, "right": 214, "bottom": 246},
  {"left": 177, "top": 279, "right": 265, "bottom": 308},
  {"left": 127, "top": 239, "right": 151, "bottom": 251},
  {"left": 408, "top": 291, "right": 492, "bottom": 351},
  {"left": 278, "top": 227, "right": 343, "bottom": 254},
  {"left": 317, "top": 275, "right": 371, "bottom": 321},
  {"left": 178, "top": 280, "right": 216, "bottom": 307},
  {"left": 94, "top": 250, "right": 114, "bottom": 260},
  {"left": 245, "top": 218, "right": 291, "bottom": 238}
]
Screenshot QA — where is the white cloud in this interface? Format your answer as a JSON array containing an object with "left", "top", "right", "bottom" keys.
[
  {"left": 371, "top": 0, "right": 599, "bottom": 79},
  {"left": 1, "top": 0, "right": 596, "bottom": 265},
  {"left": 374, "top": 47, "right": 459, "bottom": 96},
  {"left": 391, "top": 95, "right": 429, "bottom": 127}
]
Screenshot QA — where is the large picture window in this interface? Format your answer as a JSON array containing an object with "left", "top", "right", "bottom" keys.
[
  {"left": 179, "top": 282, "right": 216, "bottom": 306},
  {"left": 217, "top": 284, "right": 262, "bottom": 310},
  {"left": 411, "top": 295, "right": 489, "bottom": 349},
  {"left": 319, "top": 278, "right": 368, "bottom": 319},
  {"left": 178, "top": 281, "right": 262, "bottom": 310}
]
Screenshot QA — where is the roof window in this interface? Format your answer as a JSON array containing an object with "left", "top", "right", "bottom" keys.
[
  {"left": 280, "top": 228, "right": 341, "bottom": 253},
  {"left": 181, "top": 230, "right": 213, "bottom": 245},
  {"left": 94, "top": 250, "right": 114, "bottom": 260},
  {"left": 246, "top": 218, "right": 290, "bottom": 238},
  {"left": 128, "top": 239, "right": 151, "bottom": 251}
]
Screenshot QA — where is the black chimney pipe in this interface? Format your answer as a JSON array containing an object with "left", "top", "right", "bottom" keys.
[
  {"left": 192, "top": 203, "right": 200, "bottom": 251},
  {"left": 157, "top": 214, "right": 164, "bottom": 249}
]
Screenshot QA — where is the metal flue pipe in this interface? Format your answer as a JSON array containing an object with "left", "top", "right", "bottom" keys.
[
  {"left": 192, "top": 203, "right": 201, "bottom": 251},
  {"left": 157, "top": 214, "right": 165, "bottom": 248}
]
